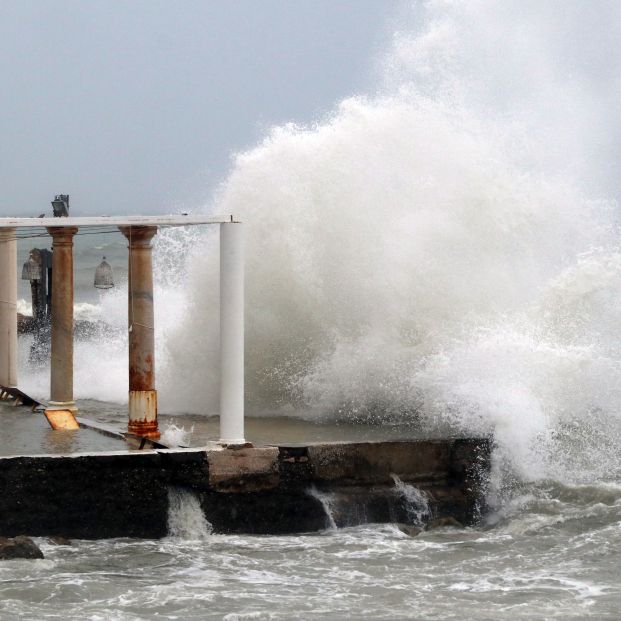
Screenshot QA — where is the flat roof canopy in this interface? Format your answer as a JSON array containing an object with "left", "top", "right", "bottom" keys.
[{"left": 0, "top": 215, "right": 237, "bottom": 228}]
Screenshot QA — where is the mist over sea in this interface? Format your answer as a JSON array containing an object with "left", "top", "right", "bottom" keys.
[{"left": 7, "top": 1, "right": 621, "bottom": 618}]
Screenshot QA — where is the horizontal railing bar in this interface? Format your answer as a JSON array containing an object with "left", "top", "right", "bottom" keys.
[{"left": 0, "top": 215, "right": 238, "bottom": 228}]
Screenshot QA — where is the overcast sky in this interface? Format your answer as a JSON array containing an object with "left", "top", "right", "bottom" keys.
[{"left": 0, "top": 0, "right": 399, "bottom": 216}]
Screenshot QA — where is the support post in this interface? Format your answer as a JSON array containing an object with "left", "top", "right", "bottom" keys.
[
  {"left": 120, "top": 226, "right": 159, "bottom": 439},
  {"left": 0, "top": 229, "right": 18, "bottom": 388},
  {"left": 219, "top": 222, "right": 245, "bottom": 445},
  {"left": 45, "top": 227, "right": 78, "bottom": 412}
]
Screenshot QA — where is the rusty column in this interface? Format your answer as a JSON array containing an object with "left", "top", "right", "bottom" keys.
[
  {"left": 46, "top": 227, "right": 78, "bottom": 412},
  {"left": 120, "top": 226, "right": 159, "bottom": 438},
  {"left": 0, "top": 228, "right": 18, "bottom": 388}
]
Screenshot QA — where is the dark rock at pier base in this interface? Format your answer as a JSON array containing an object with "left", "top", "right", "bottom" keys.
[
  {"left": 48, "top": 536, "right": 72, "bottom": 546},
  {"left": 0, "top": 438, "right": 490, "bottom": 539},
  {"left": 0, "top": 536, "right": 44, "bottom": 559},
  {"left": 428, "top": 516, "right": 464, "bottom": 529},
  {"left": 396, "top": 524, "right": 423, "bottom": 537}
]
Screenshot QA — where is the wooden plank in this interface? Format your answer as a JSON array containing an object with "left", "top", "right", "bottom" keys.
[{"left": 0, "top": 386, "right": 44, "bottom": 409}]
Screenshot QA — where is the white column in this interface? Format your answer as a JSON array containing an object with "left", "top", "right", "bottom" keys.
[
  {"left": 0, "top": 229, "right": 18, "bottom": 388},
  {"left": 219, "top": 222, "right": 245, "bottom": 445}
]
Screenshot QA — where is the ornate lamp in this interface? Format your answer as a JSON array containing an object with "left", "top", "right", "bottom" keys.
[
  {"left": 21, "top": 253, "right": 41, "bottom": 281},
  {"left": 94, "top": 257, "right": 114, "bottom": 289}
]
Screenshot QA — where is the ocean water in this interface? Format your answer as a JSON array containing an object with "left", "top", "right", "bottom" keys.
[
  {"left": 6, "top": 1, "right": 621, "bottom": 618},
  {"left": 0, "top": 485, "right": 619, "bottom": 620}
]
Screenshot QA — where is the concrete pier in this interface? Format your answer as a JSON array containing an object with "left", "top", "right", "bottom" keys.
[
  {"left": 0, "top": 229, "right": 17, "bottom": 388},
  {"left": 0, "top": 438, "right": 490, "bottom": 538},
  {"left": 120, "top": 226, "right": 159, "bottom": 439},
  {"left": 46, "top": 227, "right": 78, "bottom": 413}
]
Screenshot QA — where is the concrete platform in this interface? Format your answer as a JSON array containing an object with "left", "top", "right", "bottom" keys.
[
  {"left": 0, "top": 402, "right": 127, "bottom": 456},
  {"left": 0, "top": 438, "right": 491, "bottom": 538},
  {"left": 1, "top": 397, "right": 446, "bottom": 455}
]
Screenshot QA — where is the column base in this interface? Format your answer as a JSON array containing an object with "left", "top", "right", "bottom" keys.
[
  {"left": 44, "top": 408, "right": 80, "bottom": 430},
  {"left": 47, "top": 400, "right": 78, "bottom": 413},
  {"left": 128, "top": 390, "right": 159, "bottom": 439},
  {"left": 219, "top": 440, "right": 252, "bottom": 449}
]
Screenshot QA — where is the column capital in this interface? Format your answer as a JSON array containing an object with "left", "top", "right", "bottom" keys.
[
  {"left": 46, "top": 226, "right": 78, "bottom": 246},
  {"left": 119, "top": 225, "right": 158, "bottom": 247},
  {"left": 0, "top": 227, "right": 16, "bottom": 242}
]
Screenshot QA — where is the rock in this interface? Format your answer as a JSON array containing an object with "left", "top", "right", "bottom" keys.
[
  {"left": 396, "top": 524, "right": 422, "bottom": 537},
  {"left": 48, "top": 536, "right": 71, "bottom": 546},
  {"left": 427, "top": 517, "right": 464, "bottom": 530},
  {"left": 0, "top": 536, "right": 44, "bottom": 559}
]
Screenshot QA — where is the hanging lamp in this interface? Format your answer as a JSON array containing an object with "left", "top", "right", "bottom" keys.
[{"left": 94, "top": 256, "right": 114, "bottom": 289}]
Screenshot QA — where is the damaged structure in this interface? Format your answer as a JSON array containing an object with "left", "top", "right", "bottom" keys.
[
  {"left": 0, "top": 214, "right": 245, "bottom": 443},
  {"left": 0, "top": 211, "right": 491, "bottom": 538},
  {"left": 0, "top": 438, "right": 490, "bottom": 538}
]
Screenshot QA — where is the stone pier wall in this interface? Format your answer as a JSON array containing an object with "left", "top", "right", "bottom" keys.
[{"left": 0, "top": 439, "right": 490, "bottom": 539}]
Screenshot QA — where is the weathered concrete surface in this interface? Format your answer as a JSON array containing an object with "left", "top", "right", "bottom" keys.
[
  {"left": 206, "top": 447, "right": 279, "bottom": 492},
  {"left": 0, "top": 452, "right": 168, "bottom": 538},
  {"left": 0, "top": 438, "right": 491, "bottom": 538},
  {"left": 196, "top": 439, "right": 490, "bottom": 533}
]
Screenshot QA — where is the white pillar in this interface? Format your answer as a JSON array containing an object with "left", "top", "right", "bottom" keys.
[
  {"left": 0, "top": 229, "right": 18, "bottom": 388},
  {"left": 219, "top": 222, "right": 245, "bottom": 445}
]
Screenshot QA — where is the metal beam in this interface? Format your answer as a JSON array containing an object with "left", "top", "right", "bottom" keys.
[{"left": 0, "top": 215, "right": 238, "bottom": 229}]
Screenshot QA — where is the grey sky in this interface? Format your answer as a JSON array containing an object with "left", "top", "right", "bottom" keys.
[{"left": 1, "top": 0, "right": 398, "bottom": 216}]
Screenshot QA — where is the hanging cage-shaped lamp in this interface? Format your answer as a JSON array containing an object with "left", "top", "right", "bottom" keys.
[
  {"left": 21, "top": 254, "right": 41, "bottom": 281},
  {"left": 94, "top": 256, "right": 114, "bottom": 289}
]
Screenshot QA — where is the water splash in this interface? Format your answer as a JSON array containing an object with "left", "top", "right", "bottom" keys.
[
  {"left": 167, "top": 488, "right": 212, "bottom": 540},
  {"left": 160, "top": 423, "right": 193, "bottom": 447},
  {"left": 307, "top": 487, "right": 337, "bottom": 530},
  {"left": 157, "top": 1, "right": 621, "bottom": 488},
  {"left": 26, "top": 2, "right": 621, "bottom": 490},
  {"left": 391, "top": 474, "right": 430, "bottom": 526}
]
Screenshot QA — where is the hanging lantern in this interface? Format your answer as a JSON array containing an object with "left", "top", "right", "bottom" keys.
[
  {"left": 21, "top": 255, "right": 41, "bottom": 281},
  {"left": 94, "top": 256, "right": 114, "bottom": 289}
]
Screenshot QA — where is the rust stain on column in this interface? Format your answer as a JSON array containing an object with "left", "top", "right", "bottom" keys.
[
  {"left": 120, "top": 226, "right": 159, "bottom": 438},
  {"left": 46, "top": 227, "right": 78, "bottom": 412}
]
